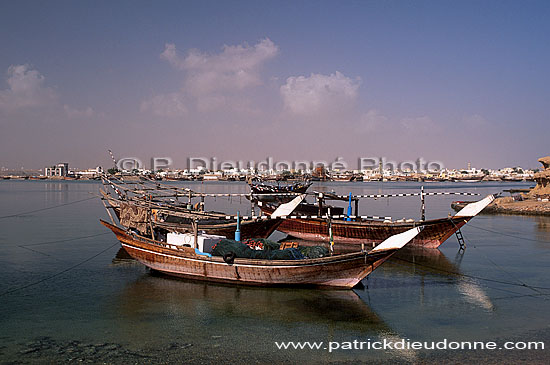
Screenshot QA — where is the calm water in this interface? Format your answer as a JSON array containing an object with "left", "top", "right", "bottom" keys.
[{"left": 1, "top": 180, "right": 549, "bottom": 363}]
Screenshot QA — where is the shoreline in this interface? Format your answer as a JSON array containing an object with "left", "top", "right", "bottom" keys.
[{"left": 452, "top": 197, "right": 550, "bottom": 216}]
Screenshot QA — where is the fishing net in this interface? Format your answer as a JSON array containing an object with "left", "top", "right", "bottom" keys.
[
  {"left": 212, "top": 239, "right": 305, "bottom": 260},
  {"left": 297, "top": 246, "right": 329, "bottom": 259},
  {"left": 119, "top": 202, "right": 149, "bottom": 234},
  {"left": 242, "top": 238, "right": 280, "bottom": 250},
  {"left": 212, "top": 239, "right": 328, "bottom": 260}
]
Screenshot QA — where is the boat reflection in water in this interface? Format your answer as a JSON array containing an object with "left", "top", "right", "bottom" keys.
[
  {"left": 393, "top": 247, "right": 494, "bottom": 311},
  {"left": 308, "top": 239, "right": 495, "bottom": 313},
  {"left": 110, "top": 246, "right": 496, "bottom": 362},
  {"left": 111, "top": 263, "right": 425, "bottom": 362},
  {"left": 364, "top": 246, "right": 495, "bottom": 312},
  {"left": 113, "top": 261, "right": 389, "bottom": 332}
]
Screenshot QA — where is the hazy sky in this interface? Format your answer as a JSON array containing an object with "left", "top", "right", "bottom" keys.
[{"left": 1, "top": 0, "right": 548, "bottom": 170}]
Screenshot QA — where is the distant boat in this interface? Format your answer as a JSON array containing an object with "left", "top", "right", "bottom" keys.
[
  {"left": 452, "top": 176, "right": 484, "bottom": 183},
  {"left": 248, "top": 180, "right": 312, "bottom": 195},
  {"left": 202, "top": 173, "right": 221, "bottom": 181},
  {"left": 101, "top": 219, "right": 422, "bottom": 289},
  {"left": 247, "top": 180, "right": 312, "bottom": 202},
  {"left": 500, "top": 176, "right": 525, "bottom": 182}
]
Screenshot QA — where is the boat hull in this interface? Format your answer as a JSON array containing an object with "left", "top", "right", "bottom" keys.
[
  {"left": 262, "top": 207, "right": 469, "bottom": 248},
  {"left": 101, "top": 220, "right": 400, "bottom": 289}
]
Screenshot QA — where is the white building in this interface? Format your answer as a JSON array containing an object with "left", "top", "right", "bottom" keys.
[
  {"left": 76, "top": 166, "right": 103, "bottom": 178},
  {"left": 44, "top": 163, "right": 69, "bottom": 177}
]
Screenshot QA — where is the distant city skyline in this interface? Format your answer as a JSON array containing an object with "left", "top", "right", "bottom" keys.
[
  {"left": 0, "top": 156, "right": 545, "bottom": 173},
  {"left": 1, "top": 1, "right": 548, "bottom": 170}
]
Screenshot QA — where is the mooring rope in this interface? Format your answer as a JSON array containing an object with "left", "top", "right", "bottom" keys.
[
  {"left": 0, "top": 241, "right": 118, "bottom": 297},
  {"left": 14, "top": 232, "right": 112, "bottom": 247},
  {"left": 0, "top": 196, "right": 96, "bottom": 220},
  {"left": 466, "top": 223, "right": 550, "bottom": 243},
  {"left": 390, "top": 255, "right": 550, "bottom": 291},
  {"left": 450, "top": 228, "right": 548, "bottom": 296}
]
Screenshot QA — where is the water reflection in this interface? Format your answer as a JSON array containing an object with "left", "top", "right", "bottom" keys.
[
  {"left": 114, "top": 268, "right": 391, "bottom": 333},
  {"left": 374, "top": 247, "right": 495, "bottom": 311},
  {"left": 391, "top": 247, "right": 461, "bottom": 276},
  {"left": 534, "top": 216, "right": 550, "bottom": 233}
]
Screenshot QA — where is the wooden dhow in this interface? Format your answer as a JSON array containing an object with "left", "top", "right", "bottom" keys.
[
  {"left": 103, "top": 194, "right": 283, "bottom": 240},
  {"left": 261, "top": 195, "right": 496, "bottom": 249},
  {"left": 99, "top": 176, "right": 306, "bottom": 240},
  {"left": 100, "top": 220, "right": 423, "bottom": 289}
]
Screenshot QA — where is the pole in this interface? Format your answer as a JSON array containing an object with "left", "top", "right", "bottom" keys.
[
  {"left": 327, "top": 207, "right": 334, "bottom": 255},
  {"left": 108, "top": 149, "right": 117, "bottom": 169},
  {"left": 193, "top": 219, "right": 199, "bottom": 249},
  {"left": 317, "top": 192, "right": 324, "bottom": 216},
  {"left": 235, "top": 211, "right": 241, "bottom": 242},
  {"left": 100, "top": 198, "right": 116, "bottom": 225},
  {"left": 346, "top": 192, "right": 352, "bottom": 221},
  {"left": 420, "top": 186, "right": 426, "bottom": 221},
  {"left": 148, "top": 207, "right": 155, "bottom": 240}
]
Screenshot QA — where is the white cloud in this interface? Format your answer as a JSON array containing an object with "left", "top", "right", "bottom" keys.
[
  {"left": 0, "top": 64, "right": 95, "bottom": 121},
  {"left": 0, "top": 64, "right": 57, "bottom": 112},
  {"left": 280, "top": 71, "right": 360, "bottom": 116},
  {"left": 64, "top": 104, "right": 94, "bottom": 118},
  {"left": 360, "top": 109, "right": 388, "bottom": 132},
  {"left": 140, "top": 93, "right": 188, "bottom": 117},
  {"left": 159, "top": 43, "right": 181, "bottom": 68},
  {"left": 160, "top": 38, "right": 278, "bottom": 96},
  {"left": 143, "top": 38, "right": 278, "bottom": 116}
]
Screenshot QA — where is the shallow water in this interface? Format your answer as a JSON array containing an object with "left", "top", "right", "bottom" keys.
[{"left": 1, "top": 180, "right": 549, "bottom": 363}]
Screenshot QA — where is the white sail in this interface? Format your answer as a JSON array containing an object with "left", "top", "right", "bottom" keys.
[
  {"left": 270, "top": 194, "right": 307, "bottom": 218},
  {"left": 454, "top": 194, "right": 496, "bottom": 217},
  {"left": 369, "top": 226, "right": 423, "bottom": 253}
]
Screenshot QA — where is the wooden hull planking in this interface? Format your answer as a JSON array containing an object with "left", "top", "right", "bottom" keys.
[
  {"left": 101, "top": 220, "right": 400, "bottom": 289},
  {"left": 264, "top": 213, "right": 469, "bottom": 249}
]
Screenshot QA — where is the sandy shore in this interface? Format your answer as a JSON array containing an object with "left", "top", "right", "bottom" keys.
[{"left": 453, "top": 197, "right": 550, "bottom": 216}]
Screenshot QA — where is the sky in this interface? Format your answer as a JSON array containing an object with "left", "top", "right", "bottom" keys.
[{"left": 0, "top": 0, "right": 549, "bottom": 171}]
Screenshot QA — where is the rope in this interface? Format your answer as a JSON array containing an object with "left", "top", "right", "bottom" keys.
[
  {"left": 105, "top": 175, "right": 481, "bottom": 200},
  {"left": 391, "top": 256, "right": 550, "bottom": 291},
  {"left": 388, "top": 257, "right": 550, "bottom": 304},
  {"left": 492, "top": 293, "right": 550, "bottom": 301},
  {"left": 466, "top": 223, "right": 550, "bottom": 243},
  {"left": 328, "top": 192, "right": 480, "bottom": 200},
  {"left": 156, "top": 213, "right": 392, "bottom": 221},
  {"left": 0, "top": 196, "right": 96, "bottom": 220},
  {"left": 448, "top": 221, "right": 548, "bottom": 296},
  {"left": 0, "top": 241, "right": 119, "bottom": 297},
  {"left": 387, "top": 257, "right": 533, "bottom": 298},
  {"left": 16, "top": 232, "right": 111, "bottom": 247}
]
